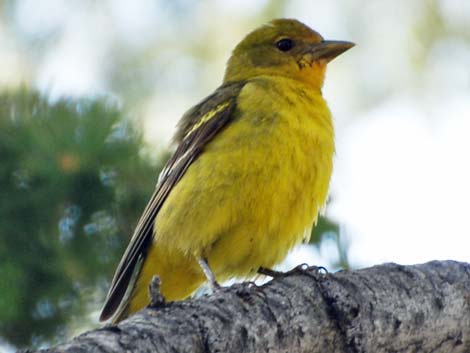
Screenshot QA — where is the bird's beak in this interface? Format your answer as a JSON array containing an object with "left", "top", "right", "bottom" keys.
[{"left": 310, "top": 40, "right": 355, "bottom": 62}]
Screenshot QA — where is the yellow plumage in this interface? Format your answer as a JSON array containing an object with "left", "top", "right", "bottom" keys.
[{"left": 100, "top": 18, "right": 353, "bottom": 323}]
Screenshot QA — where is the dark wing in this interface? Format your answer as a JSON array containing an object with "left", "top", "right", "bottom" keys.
[{"left": 99, "top": 81, "right": 245, "bottom": 321}]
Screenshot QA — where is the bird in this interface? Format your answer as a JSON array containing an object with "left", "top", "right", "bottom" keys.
[{"left": 100, "top": 18, "right": 354, "bottom": 323}]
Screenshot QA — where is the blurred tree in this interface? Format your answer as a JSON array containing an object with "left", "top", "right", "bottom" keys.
[
  {"left": 310, "top": 214, "right": 349, "bottom": 270},
  {"left": 0, "top": 88, "right": 341, "bottom": 349},
  {"left": 0, "top": 88, "right": 165, "bottom": 347}
]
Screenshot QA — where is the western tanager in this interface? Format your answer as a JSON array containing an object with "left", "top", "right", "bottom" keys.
[{"left": 100, "top": 18, "right": 354, "bottom": 323}]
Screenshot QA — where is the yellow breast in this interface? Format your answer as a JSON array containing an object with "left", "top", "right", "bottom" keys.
[{"left": 155, "top": 75, "right": 334, "bottom": 279}]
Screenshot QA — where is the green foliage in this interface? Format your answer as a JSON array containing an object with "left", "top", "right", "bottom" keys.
[{"left": 0, "top": 89, "right": 164, "bottom": 347}]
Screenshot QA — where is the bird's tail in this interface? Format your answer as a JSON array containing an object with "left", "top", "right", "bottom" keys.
[{"left": 111, "top": 246, "right": 206, "bottom": 323}]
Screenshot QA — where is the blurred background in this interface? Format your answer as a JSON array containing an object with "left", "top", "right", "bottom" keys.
[{"left": 0, "top": 0, "right": 469, "bottom": 350}]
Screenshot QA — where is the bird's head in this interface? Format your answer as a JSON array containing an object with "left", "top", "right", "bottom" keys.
[{"left": 224, "top": 19, "right": 354, "bottom": 90}]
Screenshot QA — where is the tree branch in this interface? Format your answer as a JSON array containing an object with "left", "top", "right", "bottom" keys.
[{"left": 31, "top": 260, "right": 470, "bottom": 353}]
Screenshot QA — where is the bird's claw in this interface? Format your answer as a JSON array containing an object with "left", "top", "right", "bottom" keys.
[{"left": 258, "top": 264, "right": 328, "bottom": 279}]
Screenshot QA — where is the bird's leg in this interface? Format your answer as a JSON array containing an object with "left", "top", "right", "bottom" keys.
[
  {"left": 258, "top": 266, "right": 285, "bottom": 278},
  {"left": 197, "top": 258, "right": 221, "bottom": 293}
]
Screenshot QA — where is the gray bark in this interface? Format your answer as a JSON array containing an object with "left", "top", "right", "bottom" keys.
[{"left": 29, "top": 260, "right": 470, "bottom": 353}]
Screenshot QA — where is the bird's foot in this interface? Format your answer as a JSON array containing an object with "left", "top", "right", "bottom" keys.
[
  {"left": 208, "top": 278, "right": 222, "bottom": 294},
  {"left": 258, "top": 267, "right": 285, "bottom": 278},
  {"left": 288, "top": 263, "right": 328, "bottom": 277},
  {"left": 259, "top": 264, "right": 328, "bottom": 279},
  {"left": 234, "top": 280, "right": 258, "bottom": 296},
  {"left": 230, "top": 280, "right": 267, "bottom": 301}
]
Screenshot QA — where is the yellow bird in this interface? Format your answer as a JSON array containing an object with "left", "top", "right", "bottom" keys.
[{"left": 100, "top": 18, "right": 353, "bottom": 323}]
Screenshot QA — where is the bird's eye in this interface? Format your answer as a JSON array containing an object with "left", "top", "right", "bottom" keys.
[{"left": 276, "top": 38, "right": 294, "bottom": 52}]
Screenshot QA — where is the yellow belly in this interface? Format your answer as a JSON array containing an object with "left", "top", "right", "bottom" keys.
[{"left": 128, "top": 76, "right": 334, "bottom": 314}]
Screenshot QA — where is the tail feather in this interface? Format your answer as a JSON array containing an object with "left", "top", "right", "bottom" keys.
[{"left": 108, "top": 247, "right": 206, "bottom": 323}]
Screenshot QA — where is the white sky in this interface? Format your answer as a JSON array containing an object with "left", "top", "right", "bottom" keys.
[{"left": 2, "top": 0, "right": 469, "bottom": 270}]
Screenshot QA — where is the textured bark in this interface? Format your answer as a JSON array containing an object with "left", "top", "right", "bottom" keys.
[{"left": 29, "top": 261, "right": 470, "bottom": 353}]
